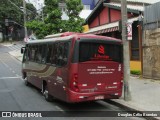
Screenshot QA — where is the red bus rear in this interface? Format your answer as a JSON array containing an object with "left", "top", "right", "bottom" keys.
[
  {"left": 22, "top": 32, "right": 123, "bottom": 103},
  {"left": 68, "top": 36, "right": 123, "bottom": 102}
]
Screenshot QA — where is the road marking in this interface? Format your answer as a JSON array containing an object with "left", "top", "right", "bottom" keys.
[
  {"left": 0, "top": 76, "right": 22, "bottom": 80},
  {"left": 0, "top": 54, "right": 22, "bottom": 79},
  {"left": 6, "top": 44, "right": 24, "bottom": 51},
  {"left": 7, "top": 53, "right": 21, "bottom": 65},
  {"left": 0, "top": 59, "right": 9, "bottom": 68}
]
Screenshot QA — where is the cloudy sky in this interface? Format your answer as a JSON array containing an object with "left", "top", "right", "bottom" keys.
[{"left": 26, "top": 0, "right": 44, "bottom": 10}]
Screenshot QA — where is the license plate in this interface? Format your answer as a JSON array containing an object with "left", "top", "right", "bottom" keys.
[{"left": 95, "top": 95, "right": 104, "bottom": 100}]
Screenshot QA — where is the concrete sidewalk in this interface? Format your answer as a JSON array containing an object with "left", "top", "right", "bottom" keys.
[
  {"left": 111, "top": 76, "right": 160, "bottom": 119},
  {"left": 9, "top": 50, "right": 22, "bottom": 61},
  {"left": 1, "top": 41, "right": 24, "bottom": 46},
  {"left": 4, "top": 42, "right": 160, "bottom": 119},
  {"left": 113, "top": 76, "right": 160, "bottom": 111},
  {"left": 1, "top": 41, "right": 24, "bottom": 61}
]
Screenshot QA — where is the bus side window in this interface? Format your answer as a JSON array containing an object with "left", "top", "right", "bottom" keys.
[
  {"left": 27, "top": 46, "right": 31, "bottom": 61},
  {"left": 50, "top": 43, "right": 57, "bottom": 65},
  {"left": 29, "top": 45, "right": 36, "bottom": 62},
  {"left": 55, "top": 43, "right": 62, "bottom": 66},
  {"left": 23, "top": 47, "right": 27, "bottom": 62},
  {"left": 63, "top": 42, "right": 70, "bottom": 64},
  {"left": 56, "top": 42, "right": 69, "bottom": 67},
  {"left": 41, "top": 44, "right": 47, "bottom": 63},
  {"left": 46, "top": 44, "right": 53, "bottom": 64},
  {"left": 35, "top": 45, "right": 42, "bottom": 63}
]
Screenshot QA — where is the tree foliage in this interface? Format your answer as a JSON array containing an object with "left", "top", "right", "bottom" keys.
[
  {"left": 0, "top": 0, "right": 23, "bottom": 25},
  {"left": 26, "top": 20, "right": 50, "bottom": 38},
  {"left": 27, "top": 0, "right": 63, "bottom": 38},
  {"left": 26, "top": 0, "right": 84, "bottom": 39},
  {"left": 44, "top": 0, "right": 62, "bottom": 33},
  {"left": 66, "top": 0, "right": 83, "bottom": 18},
  {"left": 0, "top": 0, "right": 37, "bottom": 25},
  {"left": 62, "top": 0, "right": 84, "bottom": 32},
  {"left": 26, "top": 3, "right": 37, "bottom": 21}
]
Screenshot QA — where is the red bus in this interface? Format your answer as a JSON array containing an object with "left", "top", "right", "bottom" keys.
[{"left": 21, "top": 32, "right": 123, "bottom": 103}]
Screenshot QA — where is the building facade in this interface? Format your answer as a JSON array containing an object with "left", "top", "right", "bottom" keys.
[
  {"left": 82, "top": 0, "right": 99, "bottom": 10},
  {"left": 143, "top": 2, "right": 160, "bottom": 79},
  {"left": 84, "top": 0, "right": 151, "bottom": 72}
]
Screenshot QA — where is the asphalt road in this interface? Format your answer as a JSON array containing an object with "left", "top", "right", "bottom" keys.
[{"left": 0, "top": 44, "right": 146, "bottom": 120}]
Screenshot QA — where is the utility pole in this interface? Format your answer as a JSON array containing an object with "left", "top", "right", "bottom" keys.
[
  {"left": 23, "top": 0, "right": 28, "bottom": 40},
  {"left": 121, "top": 0, "right": 132, "bottom": 101}
]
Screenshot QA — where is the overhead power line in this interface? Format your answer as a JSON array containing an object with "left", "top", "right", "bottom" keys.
[
  {"left": 7, "top": 0, "right": 23, "bottom": 13},
  {"left": 7, "top": 0, "right": 37, "bottom": 15},
  {"left": 6, "top": 0, "right": 44, "bottom": 23}
]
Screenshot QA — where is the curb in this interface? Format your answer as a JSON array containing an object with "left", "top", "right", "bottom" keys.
[{"left": 107, "top": 100, "right": 159, "bottom": 120}]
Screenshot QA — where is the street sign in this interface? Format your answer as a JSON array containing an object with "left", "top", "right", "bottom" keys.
[{"left": 127, "top": 22, "right": 132, "bottom": 40}]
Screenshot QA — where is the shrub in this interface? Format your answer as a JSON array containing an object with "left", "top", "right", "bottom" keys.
[{"left": 130, "top": 70, "right": 141, "bottom": 75}]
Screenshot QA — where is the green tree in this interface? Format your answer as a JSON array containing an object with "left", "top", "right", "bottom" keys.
[
  {"left": 44, "top": 0, "right": 62, "bottom": 33},
  {"left": 0, "top": 0, "right": 37, "bottom": 25},
  {"left": 64, "top": 0, "right": 84, "bottom": 32},
  {"left": 26, "top": 0, "right": 84, "bottom": 39},
  {"left": 26, "top": 3, "right": 37, "bottom": 21},
  {"left": 26, "top": 20, "right": 50, "bottom": 38},
  {"left": 0, "top": 0, "right": 23, "bottom": 25},
  {"left": 27, "top": 0, "right": 62, "bottom": 38}
]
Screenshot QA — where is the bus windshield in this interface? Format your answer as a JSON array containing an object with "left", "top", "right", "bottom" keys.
[{"left": 79, "top": 42, "right": 122, "bottom": 63}]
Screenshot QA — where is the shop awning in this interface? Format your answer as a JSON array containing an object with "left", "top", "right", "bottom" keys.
[
  {"left": 91, "top": 26, "right": 119, "bottom": 34},
  {"left": 85, "top": 17, "right": 138, "bottom": 35},
  {"left": 85, "top": 21, "right": 119, "bottom": 34}
]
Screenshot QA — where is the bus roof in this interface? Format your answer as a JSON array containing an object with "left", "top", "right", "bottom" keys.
[
  {"left": 27, "top": 33, "right": 122, "bottom": 44},
  {"left": 27, "top": 35, "right": 73, "bottom": 44},
  {"left": 44, "top": 32, "right": 76, "bottom": 38}
]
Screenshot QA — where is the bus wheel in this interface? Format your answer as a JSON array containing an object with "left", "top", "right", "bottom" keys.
[
  {"left": 43, "top": 85, "right": 53, "bottom": 102},
  {"left": 24, "top": 77, "right": 30, "bottom": 86}
]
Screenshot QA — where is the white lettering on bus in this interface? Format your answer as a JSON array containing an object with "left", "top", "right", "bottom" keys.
[
  {"left": 97, "top": 66, "right": 106, "bottom": 69},
  {"left": 87, "top": 68, "right": 115, "bottom": 75}
]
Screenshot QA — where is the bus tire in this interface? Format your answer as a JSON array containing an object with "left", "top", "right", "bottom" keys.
[
  {"left": 43, "top": 84, "right": 53, "bottom": 102},
  {"left": 24, "top": 76, "right": 30, "bottom": 86}
]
